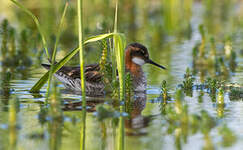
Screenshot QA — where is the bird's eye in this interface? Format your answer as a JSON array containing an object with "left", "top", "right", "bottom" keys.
[{"left": 140, "top": 50, "right": 144, "bottom": 55}]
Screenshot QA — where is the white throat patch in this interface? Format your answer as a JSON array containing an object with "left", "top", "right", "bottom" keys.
[{"left": 132, "top": 57, "right": 145, "bottom": 66}]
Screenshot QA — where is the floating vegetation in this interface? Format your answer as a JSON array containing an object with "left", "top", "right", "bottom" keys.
[
  {"left": 182, "top": 68, "right": 194, "bottom": 96},
  {"left": 229, "top": 87, "right": 243, "bottom": 101},
  {"left": 218, "top": 124, "right": 237, "bottom": 147},
  {"left": 192, "top": 24, "right": 237, "bottom": 80},
  {"left": 161, "top": 80, "right": 170, "bottom": 102},
  {"left": 159, "top": 80, "right": 170, "bottom": 114},
  {"left": 208, "top": 37, "right": 217, "bottom": 67},
  {"left": 0, "top": 19, "right": 34, "bottom": 68},
  {"left": 158, "top": 88, "right": 237, "bottom": 150},
  {"left": 217, "top": 88, "right": 224, "bottom": 105},
  {"left": 198, "top": 24, "right": 206, "bottom": 59},
  {"left": 8, "top": 96, "right": 20, "bottom": 150},
  {"left": 95, "top": 104, "right": 120, "bottom": 122}
]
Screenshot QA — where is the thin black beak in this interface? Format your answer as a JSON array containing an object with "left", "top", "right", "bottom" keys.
[{"left": 147, "top": 59, "right": 166, "bottom": 70}]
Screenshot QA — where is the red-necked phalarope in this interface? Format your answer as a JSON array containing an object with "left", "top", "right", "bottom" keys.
[{"left": 42, "top": 43, "right": 166, "bottom": 96}]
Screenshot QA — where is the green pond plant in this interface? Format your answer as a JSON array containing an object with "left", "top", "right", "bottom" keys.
[
  {"left": 218, "top": 124, "right": 237, "bottom": 147},
  {"left": 199, "top": 24, "right": 206, "bottom": 59},
  {"left": 182, "top": 68, "right": 194, "bottom": 97},
  {"left": 217, "top": 87, "right": 224, "bottom": 105},
  {"left": 49, "top": 82, "right": 63, "bottom": 150},
  {"left": 161, "top": 80, "right": 169, "bottom": 102},
  {"left": 160, "top": 80, "right": 170, "bottom": 114},
  {"left": 208, "top": 37, "right": 217, "bottom": 67},
  {"left": 113, "top": 1, "right": 125, "bottom": 150},
  {"left": 217, "top": 87, "right": 225, "bottom": 118},
  {"left": 0, "top": 19, "right": 8, "bottom": 59},
  {"left": 46, "top": 2, "right": 68, "bottom": 100},
  {"left": 8, "top": 96, "right": 19, "bottom": 150},
  {"left": 77, "top": 0, "right": 86, "bottom": 149}
]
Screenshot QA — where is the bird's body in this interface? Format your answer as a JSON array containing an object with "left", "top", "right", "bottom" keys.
[{"left": 42, "top": 43, "right": 166, "bottom": 96}]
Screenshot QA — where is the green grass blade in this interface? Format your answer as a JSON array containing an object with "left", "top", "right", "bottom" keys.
[
  {"left": 114, "top": 34, "right": 126, "bottom": 150},
  {"left": 10, "top": 0, "right": 50, "bottom": 60},
  {"left": 84, "top": 33, "right": 114, "bottom": 44},
  {"left": 30, "top": 33, "right": 115, "bottom": 93},
  {"left": 30, "top": 72, "right": 49, "bottom": 93},
  {"left": 30, "top": 46, "right": 79, "bottom": 92},
  {"left": 77, "top": 0, "right": 86, "bottom": 149},
  {"left": 113, "top": 2, "right": 126, "bottom": 150},
  {"left": 114, "top": 0, "right": 118, "bottom": 33},
  {"left": 112, "top": 0, "right": 119, "bottom": 87},
  {"left": 46, "top": 2, "right": 69, "bottom": 99}
]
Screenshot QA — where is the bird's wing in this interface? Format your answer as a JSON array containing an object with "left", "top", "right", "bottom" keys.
[
  {"left": 59, "top": 63, "right": 103, "bottom": 83},
  {"left": 42, "top": 63, "right": 105, "bottom": 83}
]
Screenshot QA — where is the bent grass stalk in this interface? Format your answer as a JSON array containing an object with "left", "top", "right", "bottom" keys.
[
  {"left": 46, "top": 2, "right": 68, "bottom": 100},
  {"left": 10, "top": 0, "right": 50, "bottom": 60},
  {"left": 30, "top": 33, "right": 114, "bottom": 93}
]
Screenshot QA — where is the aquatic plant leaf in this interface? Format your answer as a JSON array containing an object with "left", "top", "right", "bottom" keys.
[
  {"left": 84, "top": 33, "right": 114, "bottom": 44},
  {"left": 30, "top": 46, "right": 79, "bottom": 92},
  {"left": 46, "top": 2, "right": 69, "bottom": 98}
]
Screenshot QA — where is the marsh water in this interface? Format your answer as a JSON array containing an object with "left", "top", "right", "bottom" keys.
[{"left": 1, "top": 0, "right": 243, "bottom": 150}]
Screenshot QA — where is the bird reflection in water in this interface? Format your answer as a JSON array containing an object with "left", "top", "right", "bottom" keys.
[{"left": 62, "top": 91, "right": 152, "bottom": 136}]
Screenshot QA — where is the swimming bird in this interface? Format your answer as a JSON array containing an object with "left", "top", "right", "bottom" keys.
[{"left": 42, "top": 43, "right": 166, "bottom": 96}]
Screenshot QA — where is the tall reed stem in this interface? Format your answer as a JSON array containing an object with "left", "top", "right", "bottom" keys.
[
  {"left": 77, "top": 0, "right": 86, "bottom": 149},
  {"left": 114, "top": 1, "right": 125, "bottom": 150},
  {"left": 46, "top": 2, "right": 68, "bottom": 101}
]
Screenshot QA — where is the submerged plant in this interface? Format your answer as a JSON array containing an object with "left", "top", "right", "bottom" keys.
[
  {"left": 228, "top": 87, "right": 243, "bottom": 101},
  {"left": 49, "top": 82, "right": 63, "bottom": 120},
  {"left": 175, "top": 88, "right": 184, "bottom": 115},
  {"left": 182, "top": 68, "right": 194, "bottom": 96},
  {"left": 0, "top": 19, "right": 9, "bottom": 59},
  {"left": 229, "top": 49, "right": 237, "bottom": 72},
  {"left": 161, "top": 80, "right": 169, "bottom": 102},
  {"left": 208, "top": 37, "right": 217, "bottom": 67},
  {"left": 95, "top": 104, "right": 120, "bottom": 122},
  {"left": 192, "top": 43, "right": 200, "bottom": 61},
  {"left": 0, "top": 20, "right": 18, "bottom": 67},
  {"left": 200, "top": 110, "right": 216, "bottom": 150},
  {"left": 48, "top": 82, "right": 63, "bottom": 150},
  {"left": 217, "top": 88, "right": 224, "bottom": 105},
  {"left": 198, "top": 88, "right": 204, "bottom": 103},
  {"left": 199, "top": 24, "right": 206, "bottom": 59},
  {"left": 8, "top": 27, "right": 16, "bottom": 59},
  {"left": 206, "top": 78, "right": 216, "bottom": 92},
  {"left": 18, "top": 29, "right": 32, "bottom": 67},
  {"left": 224, "top": 38, "right": 233, "bottom": 60},
  {"left": 8, "top": 96, "right": 20, "bottom": 150},
  {"left": 218, "top": 124, "right": 237, "bottom": 147},
  {"left": 218, "top": 57, "right": 229, "bottom": 77},
  {"left": 159, "top": 80, "right": 170, "bottom": 114},
  {"left": 205, "top": 78, "right": 222, "bottom": 102}
]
